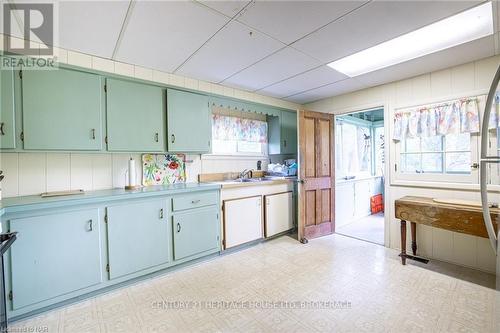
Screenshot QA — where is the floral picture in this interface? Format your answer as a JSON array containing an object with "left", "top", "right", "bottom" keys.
[{"left": 142, "top": 154, "right": 186, "bottom": 186}]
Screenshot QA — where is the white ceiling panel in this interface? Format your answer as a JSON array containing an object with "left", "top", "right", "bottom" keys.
[
  {"left": 292, "top": 0, "right": 482, "bottom": 63},
  {"left": 115, "top": 1, "right": 229, "bottom": 72},
  {"left": 222, "top": 47, "right": 321, "bottom": 91},
  {"left": 356, "top": 35, "right": 495, "bottom": 87},
  {"left": 59, "top": 1, "right": 130, "bottom": 58},
  {"left": 199, "top": 0, "right": 251, "bottom": 18},
  {"left": 284, "top": 78, "right": 366, "bottom": 104},
  {"left": 258, "top": 66, "right": 347, "bottom": 98},
  {"left": 237, "top": 0, "right": 367, "bottom": 44},
  {"left": 176, "top": 20, "right": 284, "bottom": 83}
]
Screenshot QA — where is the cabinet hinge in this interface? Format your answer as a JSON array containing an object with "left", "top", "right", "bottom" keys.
[
  {"left": 19, "top": 70, "right": 22, "bottom": 79},
  {"left": 20, "top": 132, "right": 24, "bottom": 141},
  {"left": 106, "top": 264, "right": 110, "bottom": 272},
  {"left": 104, "top": 84, "right": 107, "bottom": 93},
  {"left": 104, "top": 214, "right": 108, "bottom": 223},
  {"left": 105, "top": 136, "right": 108, "bottom": 144},
  {"left": 8, "top": 291, "right": 12, "bottom": 301},
  {"left": 394, "top": 164, "right": 397, "bottom": 172}
]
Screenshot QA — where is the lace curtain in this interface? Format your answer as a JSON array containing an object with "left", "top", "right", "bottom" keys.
[
  {"left": 393, "top": 97, "right": 482, "bottom": 141},
  {"left": 212, "top": 114, "right": 268, "bottom": 143}
]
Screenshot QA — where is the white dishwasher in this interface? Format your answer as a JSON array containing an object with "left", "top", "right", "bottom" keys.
[
  {"left": 223, "top": 196, "right": 263, "bottom": 249},
  {"left": 264, "top": 191, "right": 294, "bottom": 237}
]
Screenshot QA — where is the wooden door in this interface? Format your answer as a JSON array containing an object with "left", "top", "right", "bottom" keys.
[
  {"left": 106, "top": 78, "right": 165, "bottom": 152},
  {"left": 298, "top": 110, "right": 335, "bottom": 241}
]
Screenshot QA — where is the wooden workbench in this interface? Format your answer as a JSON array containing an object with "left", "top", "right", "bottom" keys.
[{"left": 394, "top": 196, "right": 499, "bottom": 265}]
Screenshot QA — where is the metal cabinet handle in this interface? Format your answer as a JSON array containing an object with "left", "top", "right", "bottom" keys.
[
  {"left": 0, "top": 123, "right": 4, "bottom": 136},
  {"left": 159, "top": 208, "right": 164, "bottom": 219},
  {"left": 155, "top": 132, "right": 159, "bottom": 143},
  {"left": 171, "top": 134, "right": 175, "bottom": 143},
  {"left": 176, "top": 222, "right": 181, "bottom": 233},
  {"left": 283, "top": 140, "right": 287, "bottom": 147},
  {"left": 471, "top": 162, "right": 479, "bottom": 169},
  {"left": 191, "top": 199, "right": 200, "bottom": 204},
  {"left": 87, "top": 220, "right": 93, "bottom": 232},
  {"left": 91, "top": 129, "right": 96, "bottom": 140}
]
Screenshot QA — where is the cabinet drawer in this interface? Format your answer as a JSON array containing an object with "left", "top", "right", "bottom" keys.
[{"left": 172, "top": 191, "right": 217, "bottom": 211}]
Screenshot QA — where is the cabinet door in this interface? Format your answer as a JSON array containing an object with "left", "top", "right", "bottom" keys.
[
  {"left": 264, "top": 192, "right": 293, "bottom": 237},
  {"left": 10, "top": 209, "right": 102, "bottom": 309},
  {"left": 281, "top": 111, "right": 297, "bottom": 154},
  {"left": 22, "top": 68, "right": 103, "bottom": 150},
  {"left": 173, "top": 208, "right": 219, "bottom": 260},
  {"left": 106, "top": 79, "right": 165, "bottom": 152},
  {"left": 0, "top": 65, "right": 16, "bottom": 149},
  {"left": 107, "top": 199, "right": 170, "bottom": 279},
  {"left": 223, "top": 196, "right": 263, "bottom": 249},
  {"left": 167, "top": 89, "right": 210, "bottom": 153}
]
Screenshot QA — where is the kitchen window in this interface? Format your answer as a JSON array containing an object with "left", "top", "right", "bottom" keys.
[
  {"left": 211, "top": 109, "right": 268, "bottom": 155},
  {"left": 393, "top": 96, "right": 481, "bottom": 184}
]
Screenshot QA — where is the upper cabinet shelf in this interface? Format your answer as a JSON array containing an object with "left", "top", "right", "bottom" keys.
[
  {"left": 106, "top": 78, "right": 165, "bottom": 152},
  {"left": 167, "top": 89, "right": 211, "bottom": 153},
  {"left": 1, "top": 59, "right": 295, "bottom": 154},
  {"left": 21, "top": 68, "right": 104, "bottom": 151}
]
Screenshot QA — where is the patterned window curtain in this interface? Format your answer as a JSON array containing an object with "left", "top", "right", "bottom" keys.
[
  {"left": 393, "top": 97, "right": 481, "bottom": 141},
  {"left": 212, "top": 114, "right": 268, "bottom": 143}
]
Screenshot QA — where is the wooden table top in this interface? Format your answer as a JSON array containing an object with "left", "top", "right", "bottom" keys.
[{"left": 395, "top": 196, "right": 498, "bottom": 238}]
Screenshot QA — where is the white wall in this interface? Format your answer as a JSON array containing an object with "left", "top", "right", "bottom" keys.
[{"left": 306, "top": 55, "right": 500, "bottom": 273}]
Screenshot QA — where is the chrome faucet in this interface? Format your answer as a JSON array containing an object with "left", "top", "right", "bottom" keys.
[{"left": 239, "top": 169, "right": 253, "bottom": 179}]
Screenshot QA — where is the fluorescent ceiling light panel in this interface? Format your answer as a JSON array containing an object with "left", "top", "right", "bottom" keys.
[{"left": 328, "top": 2, "right": 493, "bottom": 77}]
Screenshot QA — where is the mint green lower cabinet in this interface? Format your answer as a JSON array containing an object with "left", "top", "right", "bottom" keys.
[
  {"left": 167, "top": 89, "right": 210, "bottom": 153},
  {"left": 0, "top": 65, "right": 16, "bottom": 149},
  {"left": 9, "top": 209, "right": 102, "bottom": 310},
  {"left": 106, "top": 199, "right": 170, "bottom": 279},
  {"left": 22, "top": 68, "right": 104, "bottom": 150},
  {"left": 173, "top": 208, "right": 219, "bottom": 261},
  {"left": 106, "top": 79, "right": 165, "bottom": 152}
]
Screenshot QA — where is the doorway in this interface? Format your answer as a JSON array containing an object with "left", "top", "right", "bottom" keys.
[{"left": 334, "top": 108, "right": 385, "bottom": 245}]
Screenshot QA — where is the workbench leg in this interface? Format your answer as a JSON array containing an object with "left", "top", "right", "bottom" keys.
[
  {"left": 411, "top": 222, "right": 417, "bottom": 255},
  {"left": 400, "top": 220, "right": 406, "bottom": 265}
]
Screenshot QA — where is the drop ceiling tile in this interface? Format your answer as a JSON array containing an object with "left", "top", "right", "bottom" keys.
[
  {"left": 176, "top": 20, "right": 284, "bottom": 83},
  {"left": 58, "top": 1, "right": 130, "bottom": 58},
  {"left": 258, "top": 66, "right": 347, "bottom": 98},
  {"left": 237, "top": 0, "right": 367, "bottom": 44},
  {"left": 355, "top": 36, "right": 495, "bottom": 87},
  {"left": 222, "top": 47, "right": 321, "bottom": 91},
  {"left": 115, "top": 1, "right": 229, "bottom": 73},
  {"left": 200, "top": 0, "right": 251, "bottom": 18},
  {"left": 292, "top": 0, "right": 482, "bottom": 63},
  {"left": 284, "top": 78, "right": 366, "bottom": 104}
]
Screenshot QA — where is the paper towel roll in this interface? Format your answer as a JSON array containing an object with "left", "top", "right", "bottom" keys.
[{"left": 128, "top": 158, "right": 136, "bottom": 187}]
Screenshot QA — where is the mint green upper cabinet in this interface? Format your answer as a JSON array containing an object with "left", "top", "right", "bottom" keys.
[
  {"left": 173, "top": 208, "right": 219, "bottom": 261},
  {"left": 167, "top": 89, "right": 210, "bottom": 153},
  {"left": 281, "top": 111, "right": 297, "bottom": 154},
  {"left": 268, "top": 110, "right": 297, "bottom": 155},
  {"left": 0, "top": 66, "right": 16, "bottom": 149},
  {"left": 106, "top": 199, "right": 170, "bottom": 279},
  {"left": 22, "top": 68, "right": 104, "bottom": 150},
  {"left": 106, "top": 79, "right": 165, "bottom": 152},
  {"left": 10, "top": 209, "right": 102, "bottom": 310}
]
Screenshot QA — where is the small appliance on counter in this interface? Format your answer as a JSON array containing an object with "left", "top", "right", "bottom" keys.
[{"left": 267, "top": 159, "right": 297, "bottom": 177}]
